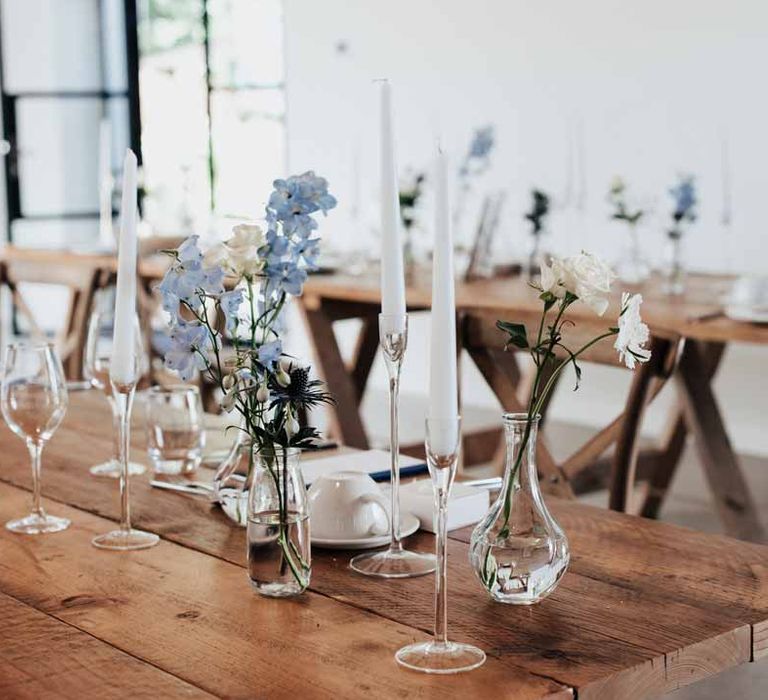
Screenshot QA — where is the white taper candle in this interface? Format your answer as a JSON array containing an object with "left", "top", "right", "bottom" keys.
[
  {"left": 98, "top": 118, "right": 114, "bottom": 249},
  {"left": 378, "top": 79, "right": 406, "bottom": 317},
  {"left": 110, "top": 149, "right": 138, "bottom": 385},
  {"left": 428, "top": 147, "right": 459, "bottom": 453}
]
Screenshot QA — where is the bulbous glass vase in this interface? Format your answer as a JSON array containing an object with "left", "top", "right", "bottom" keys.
[{"left": 469, "top": 413, "right": 569, "bottom": 604}]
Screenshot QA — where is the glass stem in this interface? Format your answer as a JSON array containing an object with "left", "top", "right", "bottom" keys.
[
  {"left": 108, "top": 396, "right": 120, "bottom": 467},
  {"left": 112, "top": 387, "right": 135, "bottom": 534},
  {"left": 434, "top": 489, "right": 449, "bottom": 646},
  {"left": 387, "top": 365, "right": 402, "bottom": 552},
  {"left": 27, "top": 440, "right": 44, "bottom": 518}
]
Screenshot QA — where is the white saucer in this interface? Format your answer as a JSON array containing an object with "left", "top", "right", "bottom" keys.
[
  {"left": 312, "top": 513, "right": 421, "bottom": 550},
  {"left": 725, "top": 305, "right": 768, "bottom": 324}
]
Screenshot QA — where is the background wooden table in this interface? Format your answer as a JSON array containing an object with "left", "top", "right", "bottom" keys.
[
  {"left": 300, "top": 270, "right": 768, "bottom": 541},
  {"left": 1, "top": 392, "right": 767, "bottom": 698}
]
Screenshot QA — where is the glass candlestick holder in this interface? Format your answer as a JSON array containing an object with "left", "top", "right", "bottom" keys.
[{"left": 350, "top": 313, "right": 435, "bottom": 578}]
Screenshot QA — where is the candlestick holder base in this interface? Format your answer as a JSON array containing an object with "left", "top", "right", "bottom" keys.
[
  {"left": 92, "top": 528, "right": 159, "bottom": 551},
  {"left": 395, "top": 640, "right": 486, "bottom": 675},
  {"left": 89, "top": 460, "right": 146, "bottom": 478},
  {"left": 350, "top": 547, "right": 435, "bottom": 579}
]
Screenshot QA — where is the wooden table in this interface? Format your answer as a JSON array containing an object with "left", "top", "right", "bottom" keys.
[
  {"left": 300, "top": 270, "right": 768, "bottom": 541},
  {"left": 1, "top": 392, "right": 767, "bottom": 698}
]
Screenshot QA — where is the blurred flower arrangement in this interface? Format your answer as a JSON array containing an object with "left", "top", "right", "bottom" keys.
[
  {"left": 668, "top": 175, "right": 697, "bottom": 240},
  {"left": 398, "top": 169, "right": 426, "bottom": 271},
  {"left": 524, "top": 189, "right": 551, "bottom": 279},
  {"left": 157, "top": 171, "right": 337, "bottom": 588},
  {"left": 607, "top": 176, "right": 650, "bottom": 284},
  {"left": 454, "top": 125, "right": 496, "bottom": 264},
  {"left": 664, "top": 175, "right": 697, "bottom": 294},
  {"left": 471, "top": 252, "right": 651, "bottom": 599}
]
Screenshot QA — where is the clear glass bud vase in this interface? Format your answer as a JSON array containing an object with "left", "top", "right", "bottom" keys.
[
  {"left": 469, "top": 413, "right": 569, "bottom": 604},
  {"left": 247, "top": 447, "right": 311, "bottom": 598},
  {"left": 662, "top": 235, "right": 686, "bottom": 295}
]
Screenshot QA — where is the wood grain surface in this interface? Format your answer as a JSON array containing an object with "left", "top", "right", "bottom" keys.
[{"left": 0, "top": 392, "right": 766, "bottom": 698}]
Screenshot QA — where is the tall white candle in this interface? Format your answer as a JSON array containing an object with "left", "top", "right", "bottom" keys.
[
  {"left": 98, "top": 118, "right": 114, "bottom": 249},
  {"left": 378, "top": 79, "right": 406, "bottom": 317},
  {"left": 428, "top": 147, "right": 459, "bottom": 453},
  {"left": 110, "top": 149, "right": 138, "bottom": 385}
]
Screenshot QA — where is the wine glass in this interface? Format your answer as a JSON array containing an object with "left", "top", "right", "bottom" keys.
[
  {"left": 84, "top": 289, "right": 146, "bottom": 478},
  {"left": 1, "top": 342, "right": 70, "bottom": 534}
]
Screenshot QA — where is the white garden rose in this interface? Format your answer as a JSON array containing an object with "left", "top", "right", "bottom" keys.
[
  {"left": 539, "top": 257, "right": 568, "bottom": 299},
  {"left": 222, "top": 223, "right": 266, "bottom": 278},
  {"left": 561, "top": 252, "right": 614, "bottom": 316},
  {"left": 614, "top": 292, "right": 651, "bottom": 369},
  {"left": 539, "top": 252, "right": 614, "bottom": 316}
]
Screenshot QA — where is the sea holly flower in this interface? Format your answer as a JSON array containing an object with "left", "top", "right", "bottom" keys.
[{"left": 614, "top": 293, "right": 651, "bottom": 369}]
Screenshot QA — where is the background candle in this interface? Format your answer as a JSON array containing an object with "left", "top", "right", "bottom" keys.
[
  {"left": 110, "top": 149, "right": 138, "bottom": 385},
  {"left": 428, "top": 147, "right": 459, "bottom": 453},
  {"left": 98, "top": 118, "right": 113, "bottom": 250},
  {"left": 378, "top": 79, "right": 406, "bottom": 317}
]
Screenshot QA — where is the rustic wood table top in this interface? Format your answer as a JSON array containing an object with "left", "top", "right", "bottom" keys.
[
  {"left": 5, "top": 246, "right": 766, "bottom": 345},
  {"left": 303, "top": 269, "right": 768, "bottom": 345},
  {"left": 0, "top": 392, "right": 766, "bottom": 698}
]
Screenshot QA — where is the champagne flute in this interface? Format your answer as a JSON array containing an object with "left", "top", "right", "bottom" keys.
[
  {"left": 84, "top": 289, "right": 146, "bottom": 478},
  {"left": 1, "top": 342, "right": 70, "bottom": 534},
  {"left": 395, "top": 416, "right": 485, "bottom": 673}
]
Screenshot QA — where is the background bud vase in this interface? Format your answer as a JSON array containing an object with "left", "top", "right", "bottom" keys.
[
  {"left": 247, "top": 447, "right": 310, "bottom": 597},
  {"left": 469, "top": 252, "right": 652, "bottom": 603},
  {"left": 663, "top": 175, "right": 697, "bottom": 296},
  {"left": 608, "top": 177, "right": 651, "bottom": 284}
]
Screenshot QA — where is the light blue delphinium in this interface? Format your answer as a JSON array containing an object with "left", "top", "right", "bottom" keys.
[
  {"left": 163, "top": 322, "right": 211, "bottom": 381},
  {"left": 257, "top": 339, "right": 283, "bottom": 370},
  {"left": 219, "top": 289, "right": 244, "bottom": 334}
]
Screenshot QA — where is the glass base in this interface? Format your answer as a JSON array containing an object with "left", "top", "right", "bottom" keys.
[
  {"left": 91, "top": 528, "right": 160, "bottom": 550},
  {"left": 89, "top": 460, "right": 146, "bottom": 478},
  {"left": 350, "top": 548, "right": 435, "bottom": 579},
  {"left": 395, "top": 640, "right": 486, "bottom": 674},
  {"left": 6, "top": 513, "right": 70, "bottom": 535}
]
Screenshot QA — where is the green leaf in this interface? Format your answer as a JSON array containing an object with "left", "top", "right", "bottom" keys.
[{"left": 496, "top": 320, "right": 528, "bottom": 349}]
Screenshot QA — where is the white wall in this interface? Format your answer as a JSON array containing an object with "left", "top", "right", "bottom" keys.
[{"left": 284, "top": 0, "right": 768, "bottom": 455}]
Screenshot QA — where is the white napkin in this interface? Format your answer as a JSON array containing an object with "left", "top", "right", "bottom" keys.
[
  {"left": 399, "top": 480, "right": 490, "bottom": 533},
  {"left": 300, "top": 450, "right": 426, "bottom": 486}
]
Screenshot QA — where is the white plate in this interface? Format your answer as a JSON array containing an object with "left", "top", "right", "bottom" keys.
[
  {"left": 312, "top": 513, "right": 421, "bottom": 550},
  {"left": 725, "top": 305, "right": 768, "bottom": 324}
]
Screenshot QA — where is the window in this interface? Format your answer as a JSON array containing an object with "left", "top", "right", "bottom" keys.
[{"left": 137, "top": 0, "right": 285, "bottom": 234}]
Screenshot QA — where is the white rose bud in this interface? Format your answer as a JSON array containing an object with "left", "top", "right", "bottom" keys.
[
  {"left": 275, "top": 368, "right": 291, "bottom": 387},
  {"left": 256, "top": 384, "right": 270, "bottom": 403},
  {"left": 222, "top": 373, "right": 236, "bottom": 391},
  {"left": 221, "top": 391, "right": 236, "bottom": 413},
  {"left": 285, "top": 414, "right": 300, "bottom": 438}
]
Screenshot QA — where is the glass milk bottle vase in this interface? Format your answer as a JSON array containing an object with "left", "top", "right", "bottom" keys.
[
  {"left": 469, "top": 414, "right": 569, "bottom": 604},
  {"left": 247, "top": 447, "right": 311, "bottom": 598}
]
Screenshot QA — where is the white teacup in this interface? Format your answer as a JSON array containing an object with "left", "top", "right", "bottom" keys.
[{"left": 308, "top": 471, "right": 390, "bottom": 540}]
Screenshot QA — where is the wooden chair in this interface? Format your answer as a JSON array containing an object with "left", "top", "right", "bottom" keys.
[
  {"left": 0, "top": 259, "right": 109, "bottom": 380},
  {"left": 460, "top": 310, "right": 681, "bottom": 508}
]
